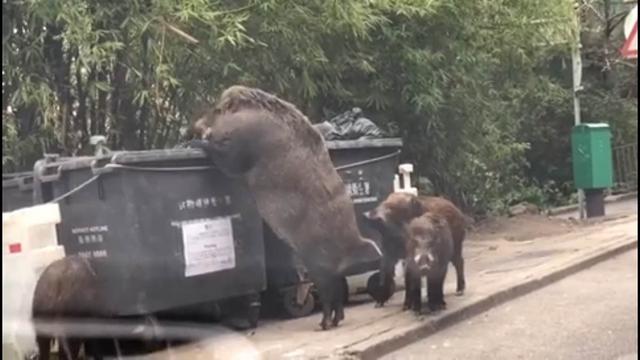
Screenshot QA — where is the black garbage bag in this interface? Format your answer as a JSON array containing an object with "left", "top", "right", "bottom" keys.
[{"left": 314, "top": 108, "right": 386, "bottom": 140}]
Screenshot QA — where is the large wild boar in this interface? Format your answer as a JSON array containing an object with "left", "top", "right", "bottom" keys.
[
  {"left": 403, "top": 212, "right": 454, "bottom": 313},
  {"left": 188, "top": 85, "right": 382, "bottom": 330},
  {"left": 364, "top": 192, "right": 467, "bottom": 307}
]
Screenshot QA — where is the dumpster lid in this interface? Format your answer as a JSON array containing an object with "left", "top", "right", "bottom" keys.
[
  {"left": 324, "top": 138, "right": 403, "bottom": 150},
  {"left": 54, "top": 140, "right": 404, "bottom": 168},
  {"left": 37, "top": 139, "right": 403, "bottom": 173}
]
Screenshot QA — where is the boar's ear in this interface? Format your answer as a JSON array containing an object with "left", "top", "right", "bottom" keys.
[{"left": 409, "top": 196, "right": 423, "bottom": 218}]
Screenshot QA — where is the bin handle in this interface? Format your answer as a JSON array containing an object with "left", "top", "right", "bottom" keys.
[
  {"left": 17, "top": 176, "right": 34, "bottom": 191},
  {"left": 36, "top": 163, "right": 63, "bottom": 183}
]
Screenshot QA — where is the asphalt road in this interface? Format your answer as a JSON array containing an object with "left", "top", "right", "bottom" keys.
[{"left": 381, "top": 250, "right": 638, "bottom": 360}]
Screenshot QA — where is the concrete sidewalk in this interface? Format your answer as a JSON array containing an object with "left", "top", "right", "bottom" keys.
[
  {"left": 547, "top": 191, "right": 637, "bottom": 216},
  {"left": 552, "top": 195, "right": 637, "bottom": 220},
  {"left": 157, "top": 214, "right": 638, "bottom": 360}
]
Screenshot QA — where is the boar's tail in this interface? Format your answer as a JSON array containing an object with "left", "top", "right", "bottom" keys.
[{"left": 337, "top": 238, "right": 382, "bottom": 276}]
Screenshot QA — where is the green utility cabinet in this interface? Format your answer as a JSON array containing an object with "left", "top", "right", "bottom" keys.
[{"left": 571, "top": 123, "right": 614, "bottom": 190}]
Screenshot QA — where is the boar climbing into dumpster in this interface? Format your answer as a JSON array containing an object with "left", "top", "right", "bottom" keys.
[
  {"left": 404, "top": 212, "right": 454, "bottom": 313},
  {"left": 364, "top": 192, "right": 467, "bottom": 307},
  {"left": 188, "top": 85, "right": 382, "bottom": 330}
]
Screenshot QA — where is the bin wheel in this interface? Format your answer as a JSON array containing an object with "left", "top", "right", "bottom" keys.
[
  {"left": 247, "top": 305, "right": 260, "bottom": 329},
  {"left": 340, "top": 277, "right": 349, "bottom": 305},
  {"left": 247, "top": 294, "right": 261, "bottom": 329},
  {"left": 366, "top": 272, "right": 395, "bottom": 302},
  {"left": 282, "top": 287, "right": 316, "bottom": 318}
]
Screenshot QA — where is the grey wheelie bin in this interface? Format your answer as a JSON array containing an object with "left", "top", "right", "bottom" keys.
[{"left": 327, "top": 138, "right": 404, "bottom": 253}]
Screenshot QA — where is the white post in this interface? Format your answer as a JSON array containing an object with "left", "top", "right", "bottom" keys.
[
  {"left": 572, "top": 2, "right": 586, "bottom": 220},
  {"left": 398, "top": 164, "right": 418, "bottom": 195}
]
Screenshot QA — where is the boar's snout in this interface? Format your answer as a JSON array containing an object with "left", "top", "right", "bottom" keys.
[
  {"left": 363, "top": 209, "right": 383, "bottom": 223},
  {"left": 414, "top": 251, "right": 435, "bottom": 272},
  {"left": 363, "top": 209, "right": 375, "bottom": 220}
]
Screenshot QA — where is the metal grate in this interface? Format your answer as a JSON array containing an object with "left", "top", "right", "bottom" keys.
[{"left": 612, "top": 143, "right": 638, "bottom": 193}]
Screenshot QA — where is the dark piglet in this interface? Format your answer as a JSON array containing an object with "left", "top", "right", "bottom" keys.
[
  {"left": 32, "top": 255, "right": 104, "bottom": 360},
  {"left": 363, "top": 192, "right": 466, "bottom": 307},
  {"left": 32, "top": 256, "right": 165, "bottom": 359},
  {"left": 188, "top": 85, "right": 382, "bottom": 330},
  {"left": 403, "top": 212, "right": 454, "bottom": 313}
]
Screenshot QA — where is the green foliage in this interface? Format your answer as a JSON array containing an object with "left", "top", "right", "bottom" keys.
[
  {"left": 2, "top": 0, "right": 637, "bottom": 214},
  {"left": 2, "top": 111, "right": 57, "bottom": 172},
  {"left": 2, "top": 115, "right": 17, "bottom": 169}
]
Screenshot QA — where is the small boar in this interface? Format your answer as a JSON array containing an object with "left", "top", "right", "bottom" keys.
[
  {"left": 188, "top": 85, "right": 382, "bottom": 330},
  {"left": 32, "top": 255, "right": 103, "bottom": 360},
  {"left": 403, "top": 212, "right": 454, "bottom": 313},
  {"left": 363, "top": 192, "right": 467, "bottom": 307},
  {"left": 33, "top": 256, "right": 175, "bottom": 359}
]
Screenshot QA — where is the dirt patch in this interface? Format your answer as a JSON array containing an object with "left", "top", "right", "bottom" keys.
[{"left": 469, "top": 214, "right": 577, "bottom": 242}]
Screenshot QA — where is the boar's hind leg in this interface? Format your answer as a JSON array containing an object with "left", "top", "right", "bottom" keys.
[
  {"left": 331, "top": 277, "right": 346, "bottom": 327},
  {"left": 313, "top": 274, "right": 337, "bottom": 330},
  {"left": 452, "top": 243, "right": 465, "bottom": 296},
  {"left": 402, "top": 270, "right": 413, "bottom": 311},
  {"left": 375, "top": 256, "right": 397, "bottom": 307}
]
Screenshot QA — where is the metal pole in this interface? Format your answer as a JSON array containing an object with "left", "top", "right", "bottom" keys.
[{"left": 572, "top": 2, "right": 586, "bottom": 220}]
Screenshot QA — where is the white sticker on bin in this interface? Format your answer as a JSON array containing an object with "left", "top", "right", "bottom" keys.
[{"left": 181, "top": 217, "right": 236, "bottom": 277}]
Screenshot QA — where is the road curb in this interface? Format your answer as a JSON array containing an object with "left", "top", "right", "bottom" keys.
[
  {"left": 546, "top": 191, "right": 637, "bottom": 216},
  {"left": 346, "top": 236, "right": 638, "bottom": 360}
]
